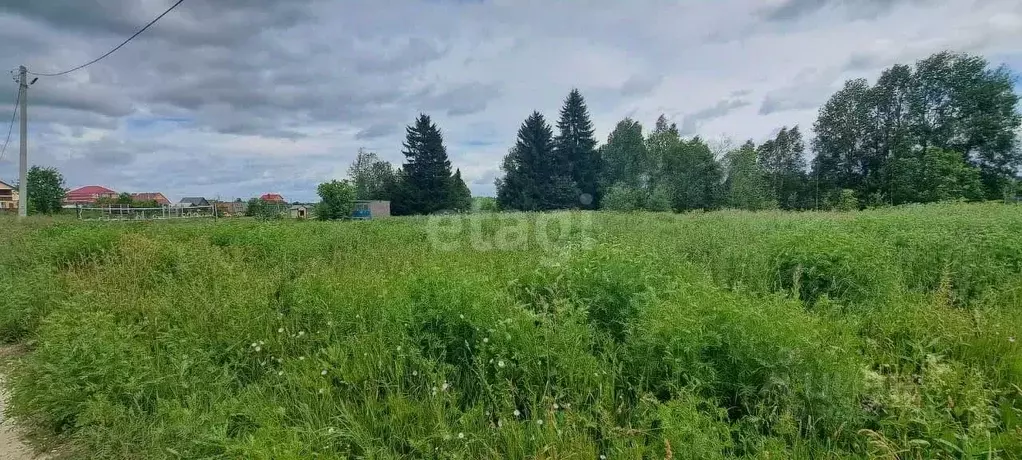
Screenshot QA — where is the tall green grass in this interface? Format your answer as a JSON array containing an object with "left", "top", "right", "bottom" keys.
[{"left": 1, "top": 203, "right": 1020, "bottom": 458}]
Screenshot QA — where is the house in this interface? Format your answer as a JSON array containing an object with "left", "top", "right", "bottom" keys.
[
  {"left": 178, "top": 197, "right": 210, "bottom": 207},
  {"left": 260, "top": 193, "right": 285, "bottom": 203},
  {"left": 0, "top": 180, "right": 17, "bottom": 210},
  {"left": 217, "top": 200, "right": 248, "bottom": 217},
  {"left": 290, "top": 204, "right": 313, "bottom": 219},
  {"left": 130, "top": 192, "right": 171, "bottom": 206},
  {"left": 65, "top": 185, "right": 117, "bottom": 205},
  {"left": 353, "top": 200, "right": 391, "bottom": 219}
]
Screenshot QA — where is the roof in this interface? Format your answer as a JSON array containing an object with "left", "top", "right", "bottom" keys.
[
  {"left": 261, "top": 193, "right": 285, "bottom": 201},
  {"left": 131, "top": 192, "right": 170, "bottom": 204},
  {"left": 67, "top": 185, "right": 115, "bottom": 196},
  {"left": 179, "top": 197, "right": 208, "bottom": 205},
  {"left": 0, "top": 180, "right": 14, "bottom": 190}
]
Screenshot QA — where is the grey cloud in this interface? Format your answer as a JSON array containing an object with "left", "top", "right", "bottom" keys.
[
  {"left": 414, "top": 82, "right": 502, "bottom": 117},
  {"left": 759, "top": 0, "right": 933, "bottom": 22},
  {"left": 619, "top": 74, "right": 664, "bottom": 97},
  {"left": 759, "top": 68, "right": 841, "bottom": 115},
  {"left": 356, "top": 124, "right": 397, "bottom": 140},
  {"left": 679, "top": 98, "right": 751, "bottom": 135},
  {"left": 472, "top": 169, "right": 498, "bottom": 186},
  {"left": 353, "top": 37, "right": 447, "bottom": 74}
]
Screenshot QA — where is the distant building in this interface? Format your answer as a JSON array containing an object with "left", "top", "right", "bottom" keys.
[
  {"left": 353, "top": 200, "right": 391, "bottom": 219},
  {"left": 0, "top": 180, "right": 18, "bottom": 210},
  {"left": 261, "top": 193, "right": 286, "bottom": 203},
  {"left": 65, "top": 185, "right": 117, "bottom": 205},
  {"left": 177, "top": 197, "right": 210, "bottom": 207},
  {"left": 218, "top": 200, "right": 248, "bottom": 216},
  {"left": 130, "top": 192, "right": 171, "bottom": 205},
  {"left": 290, "top": 204, "right": 313, "bottom": 219}
]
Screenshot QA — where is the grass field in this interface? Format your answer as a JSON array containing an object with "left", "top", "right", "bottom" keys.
[{"left": 1, "top": 203, "right": 1021, "bottom": 459}]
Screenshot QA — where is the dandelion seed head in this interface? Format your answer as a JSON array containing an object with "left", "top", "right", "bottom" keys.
[
  {"left": 458, "top": 432, "right": 465, "bottom": 439},
  {"left": 412, "top": 370, "right": 418, "bottom": 376},
  {"left": 254, "top": 346, "right": 261, "bottom": 352},
  {"left": 498, "top": 360, "right": 505, "bottom": 368},
  {"left": 483, "top": 338, "right": 489, "bottom": 343},
  {"left": 536, "top": 419, "right": 543, "bottom": 425},
  {"left": 513, "top": 409, "right": 521, "bottom": 417},
  {"left": 442, "top": 382, "right": 450, "bottom": 391}
]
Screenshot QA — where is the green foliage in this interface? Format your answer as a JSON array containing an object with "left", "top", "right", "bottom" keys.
[
  {"left": 348, "top": 148, "right": 396, "bottom": 201},
  {"left": 665, "top": 137, "right": 723, "bottom": 211},
  {"left": 599, "top": 118, "right": 648, "bottom": 190},
  {"left": 3, "top": 203, "right": 1022, "bottom": 458},
  {"left": 245, "top": 198, "right": 284, "bottom": 219},
  {"left": 315, "top": 180, "right": 356, "bottom": 220},
  {"left": 888, "top": 147, "right": 984, "bottom": 204},
  {"left": 601, "top": 182, "right": 642, "bottom": 211},
  {"left": 834, "top": 189, "right": 859, "bottom": 211},
  {"left": 724, "top": 141, "right": 776, "bottom": 211},
  {"left": 497, "top": 111, "right": 575, "bottom": 211},
  {"left": 471, "top": 196, "right": 499, "bottom": 212},
  {"left": 26, "top": 165, "right": 66, "bottom": 215},
  {"left": 813, "top": 51, "right": 1021, "bottom": 202},
  {"left": 757, "top": 126, "right": 808, "bottom": 209}
]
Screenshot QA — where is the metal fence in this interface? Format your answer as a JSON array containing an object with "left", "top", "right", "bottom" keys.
[{"left": 75, "top": 204, "right": 218, "bottom": 221}]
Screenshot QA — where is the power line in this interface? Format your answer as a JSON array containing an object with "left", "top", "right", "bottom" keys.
[
  {"left": 27, "top": 0, "right": 185, "bottom": 78},
  {"left": 0, "top": 86, "right": 20, "bottom": 164}
]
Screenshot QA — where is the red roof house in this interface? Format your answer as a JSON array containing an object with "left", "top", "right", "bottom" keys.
[
  {"left": 130, "top": 192, "right": 171, "bottom": 205},
  {"left": 65, "top": 185, "right": 117, "bottom": 205},
  {"left": 260, "top": 193, "right": 285, "bottom": 203}
]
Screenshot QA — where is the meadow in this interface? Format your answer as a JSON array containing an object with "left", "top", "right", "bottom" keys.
[{"left": 1, "top": 203, "right": 1020, "bottom": 459}]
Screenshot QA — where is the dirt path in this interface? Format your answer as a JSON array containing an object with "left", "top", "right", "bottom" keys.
[{"left": 0, "top": 376, "right": 46, "bottom": 460}]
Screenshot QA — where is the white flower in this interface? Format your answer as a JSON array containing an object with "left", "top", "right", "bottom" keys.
[
  {"left": 277, "top": 371, "right": 284, "bottom": 376},
  {"left": 318, "top": 388, "right": 325, "bottom": 394},
  {"left": 250, "top": 342, "right": 257, "bottom": 348},
  {"left": 458, "top": 432, "right": 465, "bottom": 439},
  {"left": 397, "top": 346, "right": 402, "bottom": 351},
  {"left": 1011, "top": 336, "right": 1017, "bottom": 343},
  {"left": 278, "top": 327, "right": 284, "bottom": 333},
  {"left": 459, "top": 314, "right": 465, "bottom": 320},
  {"left": 412, "top": 370, "right": 418, "bottom": 376},
  {"left": 553, "top": 403, "right": 559, "bottom": 410},
  {"left": 254, "top": 346, "right": 261, "bottom": 352},
  {"left": 600, "top": 456, "right": 607, "bottom": 460},
  {"left": 498, "top": 360, "right": 506, "bottom": 368},
  {"left": 298, "top": 331, "right": 306, "bottom": 336},
  {"left": 483, "top": 338, "right": 489, "bottom": 343},
  {"left": 441, "top": 382, "right": 450, "bottom": 391},
  {"left": 299, "top": 356, "right": 305, "bottom": 361},
  {"left": 327, "top": 427, "right": 335, "bottom": 434},
  {"left": 321, "top": 370, "right": 328, "bottom": 375},
  {"left": 513, "top": 409, "right": 521, "bottom": 417},
  {"left": 536, "top": 419, "right": 543, "bottom": 426}
]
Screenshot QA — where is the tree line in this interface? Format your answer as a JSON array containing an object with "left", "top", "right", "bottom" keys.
[{"left": 347, "top": 51, "right": 1019, "bottom": 215}]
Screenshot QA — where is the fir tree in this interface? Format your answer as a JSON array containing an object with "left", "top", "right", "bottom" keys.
[
  {"left": 448, "top": 169, "right": 473, "bottom": 212},
  {"left": 400, "top": 114, "right": 454, "bottom": 215},
  {"left": 496, "top": 111, "right": 575, "bottom": 211},
  {"left": 553, "top": 89, "right": 600, "bottom": 209}
]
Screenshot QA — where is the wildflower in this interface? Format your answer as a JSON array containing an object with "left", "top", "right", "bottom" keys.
[
  {"left": 483, "top": 338, "right": 489, "bottom": 344},
  {"left": 1010, "top": 336, "right": 1016, "bottom": 343},
  {"left": 441, "top": 382, "right": 450, "bottom": 391},
  {"left": 412, "top": 370, "right": 418, "bottom": 376},
  {"left": 432, "top": 386, "right": 438, "bottom": 395},
  {"left": 458, "top": 432, "right": 465, "bottom": 439},
  {"left": 600, "top": 456, "right": 607, "bottom": 460},
  {"left": 459, "top": 314, "right": 465, "bottom": 320},
  {"left": 278, "top": 327, "right": 284, "bottom": 333},
  {"left": 489, "top": 359, "right": 494, "bottom": 364},
  {"left": 251, "top": 342, "right": 257, "bottom": 348},
  {"left": 318, "top": 388, "right": 325, "bottom": 394},
  {"left": 277, "top": 371, "right": 284, "bottom": 376},
  {"left": 298, "top": 331, "right": 306, "bottom": 337},
  {"left": 497, "top": 360, "right": 506, "bottom": 368},
  {"left": 397, "top": 346, "right": 402, "bottom": 351},
  {"left": 536, "top": 419, "right": 543, "bottom": 426},
  {"left": 322, "top": 370, "right": 328, "bottom": 375},
  {"left": 553, "top": 403, "right": 559, "bottom": 410},
  {"left": 513, "top": 409, "right": 521, "bottom": 417},
  {"left": 327, "top": 427, "right": 335, "bottom": 434},
  {"left": 299, "top": 356, "right": 305, "bottom": 361},
  {"left": 255, "top": 346, "right": 261, "bottom": 352}
]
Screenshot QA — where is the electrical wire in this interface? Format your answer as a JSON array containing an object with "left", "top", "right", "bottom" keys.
[
  {"left": 27, "top": 0, "right": 185, "bottom": 77},
  {"left": 0, "top": 86, "right": 20, "bottom": 164}
]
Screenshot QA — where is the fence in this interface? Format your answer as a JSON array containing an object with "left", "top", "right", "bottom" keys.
[{"left": 75, "top": 204, "right": 218, "bottom": 221}]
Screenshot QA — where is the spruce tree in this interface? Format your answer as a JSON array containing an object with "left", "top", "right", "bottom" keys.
[
  {"left": 400, "top": 114, "right": 454, "bottom": 214},
  {"left": 497, "top": 111, "right": 574, "bottom": 211},
  {"left": 448, "top": 169, "right": 473, "bottom": 212},
  {"left": 553, "top": 89, "right": 600, "bottom": 209}
]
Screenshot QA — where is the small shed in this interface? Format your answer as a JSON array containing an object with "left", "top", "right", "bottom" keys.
[
  {"left": 353, "top": 200, "right": 391, "bottom": 219},
  {"left": 290, "top": 204, "right": 312, "bottom": 219}
]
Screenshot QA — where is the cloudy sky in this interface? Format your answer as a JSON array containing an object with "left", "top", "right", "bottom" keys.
[{"left": 0, "top": 0, "right": 1020, "bottom": 201}]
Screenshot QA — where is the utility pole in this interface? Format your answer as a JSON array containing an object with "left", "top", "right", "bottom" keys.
[{"left": 17, "top": 65, "right": 27, "bottom": 219}]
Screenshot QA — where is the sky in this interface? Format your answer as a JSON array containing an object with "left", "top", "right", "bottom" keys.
[{"left": 0, "top": 0, "right": 1020, "bottom": 202}]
